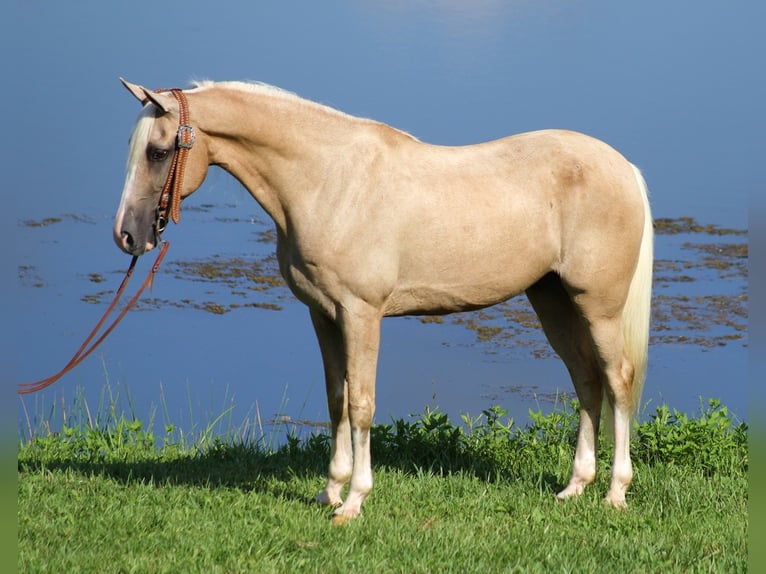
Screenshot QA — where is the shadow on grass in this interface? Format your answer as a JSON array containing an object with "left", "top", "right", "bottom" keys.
[
  {"left": 18, "top": 398, "right": 748, "bottom": 512},
  {"left": 18, "top": 426, "right": 568, "bottom": 504}
]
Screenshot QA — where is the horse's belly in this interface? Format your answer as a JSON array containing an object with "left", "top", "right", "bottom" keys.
[
  {"left": 383, "top": 289, "right": 509, "bottom": 317},
  {"left": 383, "top": 271, "right": 542, "bottom": 317},
  {"left": 384, "top": 222, "right": 558, "bottom": 317}
]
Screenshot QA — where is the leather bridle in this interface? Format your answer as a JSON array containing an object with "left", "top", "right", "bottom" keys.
[
  {"left": 18, "top": 87, "right": 195, "bottom": 395},
  {"left": 153, "top": 88, "right": 195, "bottom": 237}
]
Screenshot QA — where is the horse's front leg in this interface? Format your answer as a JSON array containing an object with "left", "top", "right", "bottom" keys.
[
  {"left": 310, "top": 308, "right": 351, "bottom": 507},
  {"left": 331, "top": 303, "right": 381, "bottom": 525}
]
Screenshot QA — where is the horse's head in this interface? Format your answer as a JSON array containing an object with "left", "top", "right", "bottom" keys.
[{"left": 114, "top": 79, "right": 209, "bottom": 256}]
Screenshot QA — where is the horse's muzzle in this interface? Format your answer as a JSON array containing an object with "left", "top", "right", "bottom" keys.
[{"left": 114, "top": 227, "right": 155, "bottom": 256}]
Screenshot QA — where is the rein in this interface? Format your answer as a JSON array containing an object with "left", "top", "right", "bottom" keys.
[
  {"left": 19, "top": 87, "right": 195, "bottom": 395},
  {"left": 18, "top": 243, "right": 169, "bottom": 394}
]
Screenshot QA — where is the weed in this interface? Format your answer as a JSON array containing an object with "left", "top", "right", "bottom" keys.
[{"left": 634, "top": 398, "right": 748, "bottom": 475}]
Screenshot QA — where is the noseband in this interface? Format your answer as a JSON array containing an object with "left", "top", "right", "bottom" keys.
[{"left": 153, "top": 88, "right": 195, "bottom": 239}]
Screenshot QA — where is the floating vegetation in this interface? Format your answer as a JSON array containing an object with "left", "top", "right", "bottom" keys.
[
  {"left": 18, "top": 265, "right": 45, "bottom": 288},
  {"left": 170, "top": 256, "right": 284, "bottom": 290},
  {"left": 201, "top": 302, "right": 228, "bottom": 315},
  {"left": 21, "top": 213, "right": 96, "bottom": 227},
  {"left": 22, "top": 217, "right": 62, "bottom": 228},
  {"left": 654, "top": 216, "right": 747, "bottom": 236},
  {"left": 419, "top": 316, "right": 445, "bottom": 324},
  {"left": 81, "top": 290, "right": 113, "bottom": 305},
  {"left": 651, "top": 293, "right": 747, "bottom": 347}
]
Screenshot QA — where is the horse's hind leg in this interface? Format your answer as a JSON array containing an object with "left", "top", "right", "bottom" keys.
[
  {"left": 310, "top": 308, "right": 351, "bottom": 507},
  {"left": 578, "top": 309, "right": 635, "bottom": 508},
  {"left": 526, "top": 273, "right": 603, "bottom": 499}
]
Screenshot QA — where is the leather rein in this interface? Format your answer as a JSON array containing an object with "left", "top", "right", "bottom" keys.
[{"left": 18, "top": 89, "right": 194, "bottom": 395}]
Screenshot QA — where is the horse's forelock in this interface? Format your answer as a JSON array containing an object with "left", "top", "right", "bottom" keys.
[{"left": 126, "top": 105, "right": 156, "bottom": 174}]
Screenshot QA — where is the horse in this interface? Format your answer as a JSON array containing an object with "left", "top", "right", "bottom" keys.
[{"left": 115, "top": 78, "right": 653, "bottom": 524}]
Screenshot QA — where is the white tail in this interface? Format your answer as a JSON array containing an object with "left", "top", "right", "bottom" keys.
[{"left": 622, "top": 164, "right": 653, "bottom": 415}]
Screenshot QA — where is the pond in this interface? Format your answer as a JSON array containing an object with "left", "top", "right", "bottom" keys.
[{"left": 10, "top": 2, "right": 754, "bottom": 438}]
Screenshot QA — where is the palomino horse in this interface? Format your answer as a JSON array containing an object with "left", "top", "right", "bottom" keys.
[{"left": 115, "top": 79, "right": 653, "bottom": 523}]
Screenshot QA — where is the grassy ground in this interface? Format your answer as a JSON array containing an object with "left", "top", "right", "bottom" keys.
[{"left": 18, "top": 399, "right": 748, "bottom": 573}]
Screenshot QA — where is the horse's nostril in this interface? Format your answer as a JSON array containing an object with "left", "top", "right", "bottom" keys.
[{"left": 121, "top": 230, "right": 135, "bottom": 249}]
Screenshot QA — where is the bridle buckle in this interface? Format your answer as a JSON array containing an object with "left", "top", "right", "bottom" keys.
[{"left": 176, "top": 125, "right": 195, "bottom": 150}]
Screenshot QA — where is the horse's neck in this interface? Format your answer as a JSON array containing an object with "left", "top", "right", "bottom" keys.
[{"left": 193, "top": 86, "right": 368, "bottom": 234}]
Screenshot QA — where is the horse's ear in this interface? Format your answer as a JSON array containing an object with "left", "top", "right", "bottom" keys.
[{"left": 119, "top": 78, "right": 173, "bottom": 114}]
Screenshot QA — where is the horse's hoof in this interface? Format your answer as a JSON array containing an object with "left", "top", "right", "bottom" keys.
[
  {"left": 556, "top": 483, "right": 584, "bottom": 500},
  {"left": 603, "top": 496, "right": 628, "bottom": 510},
  {"left": 316, "top": 492, "right": 343, "bottom": 507},
  {"left": 331, "top": 513, "right": 354, "bottom": 526}
]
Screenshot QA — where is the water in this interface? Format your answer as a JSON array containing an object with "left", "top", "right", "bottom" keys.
[{"left": 8, "top": 2, "right": 756, "bottom": 437}]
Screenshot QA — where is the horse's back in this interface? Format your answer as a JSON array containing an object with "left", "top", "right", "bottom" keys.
[{"left": 376, "top": 129, "right": 644, "bottom": 315}]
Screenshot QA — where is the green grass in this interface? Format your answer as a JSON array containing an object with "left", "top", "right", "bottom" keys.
[{"left": 18, "top": 398, "right": 748, "bottom": 573}]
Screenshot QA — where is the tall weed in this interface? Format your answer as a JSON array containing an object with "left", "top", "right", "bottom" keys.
[{"left": 634, "top": 398, "right": 748, "bottom": 474}]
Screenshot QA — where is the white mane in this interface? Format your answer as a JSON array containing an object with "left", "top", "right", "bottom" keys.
[
  {"left": 190, "top": 79, "right": 297, "bottom": 99},
  {"left": 189, "top": 80, "right": 354, "bottom": 119},
  {"left": 188, "top": 80, "right": 419, "bottom": 140}
]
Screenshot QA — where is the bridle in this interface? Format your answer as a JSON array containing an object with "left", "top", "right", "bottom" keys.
[
  {"left": 153, "top": 88, "right": 196, "bottom": 238},
  {"left": 18, "top": 87, "right": 195, "bottom": 395}
]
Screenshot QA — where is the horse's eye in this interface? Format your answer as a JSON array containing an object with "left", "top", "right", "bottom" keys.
[{"left": 147, "top": 147, "right": 170, "bottom": 162}]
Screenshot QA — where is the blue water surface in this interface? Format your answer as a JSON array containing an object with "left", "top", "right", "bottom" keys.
[{"left": 6, "top": 2, "right": 757, "bottom": 438}]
